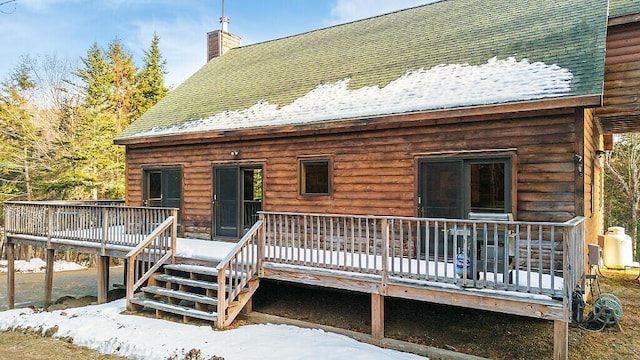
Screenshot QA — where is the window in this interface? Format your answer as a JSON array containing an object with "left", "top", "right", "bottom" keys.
[
  {"left": 300, "top": 159, "right": 330, "bottom": 195},
  {"left": 419, "top": 156, "right": 512, "bottom": 219},
  {"left": 469, "top": 162, "right": 506, "bottom": 213}
]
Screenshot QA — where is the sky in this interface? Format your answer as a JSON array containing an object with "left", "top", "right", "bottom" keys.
[{"left": 0, "top": 0, "right": 435, "bottom": 88}]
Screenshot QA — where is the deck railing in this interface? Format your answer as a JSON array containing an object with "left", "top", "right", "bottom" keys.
[
  {"left": 216, "top": 219, "right": 262, "bottom": 328},
  {"left": 261, "top": 211, "right": 585, "bottom": 300},
  {"left": 126, "top": 215, "right": 177, "bottom": 308},
  {"left": 3, "top": 201, "right": 176, "bottom": 250}
]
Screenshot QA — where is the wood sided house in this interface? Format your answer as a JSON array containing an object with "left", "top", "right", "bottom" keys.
[{"left": 4, "top": 0, "right": 640, "bottom": 359}]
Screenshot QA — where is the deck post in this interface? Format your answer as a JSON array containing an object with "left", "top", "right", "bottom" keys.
[
  {"left": 553, "top": 320, "right": 568, "bottom": 360},
  {"left": 241, "top": 297, "right": 253, "bottom": 315},
  {"left": 101, "top": 207, "right": 109, "bottom": 255},
  {"left": 381, "top": 219, "right": 390, "bottom": 287},
  {"left": 44, "top": 248, "right": 55, "bottom": 307},
  {"left": 371, "top": 293, "right": 385, "bottom": 341},
  {"left": 257, "top": 213, "right": 265, "bottom": 276},
  {"left": 126, "top": 258, "right": 135, "bottom": 311},
  {"left": 216, "top": 263, "right": 227, "bottom": 329},
  {"left": 171, "top": 209, "right": 178, "bottom": 263},
  {"left": 46, "top": 207, "right": 53, "bottom": 248},
  {"left": 97, "top": 255, "right": 110, "bottom": 304},
  {"left": 7, "top": 242, "right": 15, "bottom": 309}
]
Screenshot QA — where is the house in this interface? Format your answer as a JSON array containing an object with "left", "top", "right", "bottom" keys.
[
  {"left": 115, "top": 0, "right": 609, "bottom": 238},
  {"left": 5, "top": 0, "right": 640, "bottom": 359}
]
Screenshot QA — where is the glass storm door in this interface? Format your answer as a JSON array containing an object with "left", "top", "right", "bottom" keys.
[
  {"left": 419, "top": 161, "right": 462, "bottom": 258},
  {"left": 214, "top": 166, "right": 263, "bottom": 238},
  {"left": 215, "top": 167, "right": 239, "bottom": 238},
  {"left": 144, "top": 168, "right": 182, "bottom": 231}
]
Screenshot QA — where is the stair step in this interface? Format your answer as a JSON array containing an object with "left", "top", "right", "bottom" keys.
[
  {"left": 154, "top": 274, "right": 221, "bottom": 291},
  {"left": 164, "top": 263, "right": 220, "bottom": 277},
  {"left": 130, "top": 297, "right": 217, "bottom": 322},
  {"left": 142, "top": 286, "right": 218, "bottom": 306},
  {"left": 164, "top": 263, "right": 250, "bottom": 281}
]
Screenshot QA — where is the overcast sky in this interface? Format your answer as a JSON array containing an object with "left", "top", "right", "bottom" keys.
[{"left": 0, "top": 0, "right": 435, "bottom": 88}]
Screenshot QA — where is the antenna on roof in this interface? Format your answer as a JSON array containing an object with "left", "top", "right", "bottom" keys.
[{"left": 220, "top": 0, "right": 229, "bottom": 32}]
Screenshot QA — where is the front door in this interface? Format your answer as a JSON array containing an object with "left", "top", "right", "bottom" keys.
[
  {"left": 214, "top": 166, "right": 262, "bottom": 238},
  {"left": 419, "top": 161, "right": 462, "bottom": 258},
  {"left": 144, "top": 168, "right": 182, "bottom": 231}
]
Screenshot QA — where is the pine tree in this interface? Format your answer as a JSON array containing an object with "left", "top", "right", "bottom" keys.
[
  {"left": 62, "top": 41, "right": 127, "bottom": 199},
  {"left": 0, "top": 63, "right": 39, "bottom": 202},
  {"left": 107, "top": 39, "right": 138, "bottom": 130},
  {"left": 135, "top": 33, "right": 168, "bottom": 117}
]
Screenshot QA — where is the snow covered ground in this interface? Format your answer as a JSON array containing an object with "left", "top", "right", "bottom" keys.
[
  {"left": 0, "top": 258, "right": 86, "bottom": 273},
  {"left": 0, "top": 299, "right": 426, "bottom": 360},
  {"left": 0, "top": 254, "right": 428, "bottom": 359}
]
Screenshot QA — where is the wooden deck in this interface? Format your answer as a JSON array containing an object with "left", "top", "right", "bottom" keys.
[{"left": 3, "top": 202, "right": 586, "bottom": 359}]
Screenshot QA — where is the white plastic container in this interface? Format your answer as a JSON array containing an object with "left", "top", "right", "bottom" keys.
[{"left": 603, "top": 226, "right": 633, "bottom": 269}]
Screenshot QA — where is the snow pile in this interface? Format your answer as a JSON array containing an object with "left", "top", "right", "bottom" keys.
[
  {"left": 136, "top": 56, "right": 574, "bottom": 138},
  {"left": 0, "top": 259, "right": 86, "bottom": 273},
  {"left": 0, "top": 299, "right": 425, "bottom": 360}
]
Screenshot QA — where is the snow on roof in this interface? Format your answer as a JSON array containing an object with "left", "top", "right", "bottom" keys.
[{"left": 130, "top": 57, "right": 573, "bottom": 139}]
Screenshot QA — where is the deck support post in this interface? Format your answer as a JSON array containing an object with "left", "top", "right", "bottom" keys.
[
  {"left": 553, "top": 320, "right": 568, "bottom": 360},
  {"left": 241, "top": 297, "right": 253, "bottom": 315},
  {"left": 44, "top": 248, "right": 55, "bottom": 307},
  {"left": 97, "top": 255, "right": 110, "bottom": 304},
  {"left": 7, "top": 243, "right": 15, "bottom": 309},
  {"left": 371, "top": 293, "right": 384, "bottom": 341}
]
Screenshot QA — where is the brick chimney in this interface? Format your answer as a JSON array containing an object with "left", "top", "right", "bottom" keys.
[{"left": 207, "top": 16, "right": 241, "bottom": 61}]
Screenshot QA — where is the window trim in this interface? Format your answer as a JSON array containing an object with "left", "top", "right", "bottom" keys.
[
  {"left": 417, "top": 151, "right": 517, "bottom": 219},
  {"left": 298, "top": 155, "right": 333, "bottom": 197}
]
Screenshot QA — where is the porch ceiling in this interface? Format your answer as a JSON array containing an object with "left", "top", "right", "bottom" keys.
[{"left": 598, "top": 113, "right": 640, "bottom": 134}]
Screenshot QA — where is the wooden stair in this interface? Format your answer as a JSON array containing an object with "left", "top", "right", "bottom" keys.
[{"left": 129, "top": 262, "right": 257, "bottom": 325}]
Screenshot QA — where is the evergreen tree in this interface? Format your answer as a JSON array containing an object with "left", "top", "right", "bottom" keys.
[
  {"left": 0, "top": 62, "right": 43, "bottom": 202},
  {"left": 135, "top": 33, "right": 168, "bottom": 117},
  {"left": 63, "top": 41, "right": 128, "bottom": 199},
  {"left": 107, "top": 39, "right": 138, "bottom": 130},
  {"left": 1, "top": 35, "right": 170, "bottom": 202},
  {"left": 74, "top": 43, "right": 112, "bottom": 111}
]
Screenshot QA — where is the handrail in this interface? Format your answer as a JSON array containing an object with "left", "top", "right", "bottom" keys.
[
  {"left": 258, "top": 210, "right": 576, "bottom": 227},
  {"left": 125, "top": 216, "right": 174, "bottom": 259},
  {"left": 215, "top": 219, "right": 262, "bottom": 328},
  {"left": 125, "top": 216, "right": 176, "bottom": 308},
  {"left": 215, "top": 220, "right": 263, "bottom": 271}
]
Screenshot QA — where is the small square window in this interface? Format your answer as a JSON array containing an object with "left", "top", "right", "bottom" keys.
[{"left": 300, "top": 159, "right": 330, "bottom": 195}]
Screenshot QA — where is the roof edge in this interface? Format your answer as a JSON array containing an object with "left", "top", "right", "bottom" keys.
[
  {"left": 608, "top": 13, "right": 640, "bottom": 26},
  {"left": 115, "top": 95, "right": 602, "bottom": 148}
]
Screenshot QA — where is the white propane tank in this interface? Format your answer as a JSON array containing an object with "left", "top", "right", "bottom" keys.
[{"left": 603, "top": 226, "right": 633, "bottom": 269}]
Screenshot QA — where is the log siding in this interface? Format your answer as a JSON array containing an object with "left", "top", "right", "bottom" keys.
[
  {"left": 597, "top": 20, "right": 640, "bottom": 133},
  {"left": 124, "top": 109, "right": 585, "bottom": 239}
]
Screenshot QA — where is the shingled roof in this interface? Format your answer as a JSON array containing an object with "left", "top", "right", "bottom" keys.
[
  {"left": 610, "top": 0, "right": 640, "bottom": 19},
  {"left": 115, "top": 0, "right": 609, "bottom": 142}
]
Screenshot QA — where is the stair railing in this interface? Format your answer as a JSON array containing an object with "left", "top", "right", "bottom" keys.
[
  {"left": 125, "top": 211, "right": 177, "bottom": 311},
  {"left": 215, "top": 219, "right": 262, "bottom": 328}
]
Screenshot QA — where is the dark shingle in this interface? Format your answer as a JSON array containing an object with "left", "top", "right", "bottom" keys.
[
  {"left": 116, "top": 0, "right": 609, "bottom": 140},
  {"left": 610, "top": 0, "right": 640, "bottom": 18}
]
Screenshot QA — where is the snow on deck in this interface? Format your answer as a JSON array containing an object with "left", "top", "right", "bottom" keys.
[
  {"left": 177, "top": 238, "right": 564, "bottom": 300},
  {"left": 133, "top": 57, "right": 574, "bottom": 138}
]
